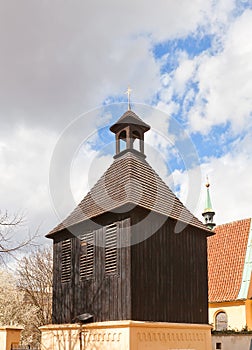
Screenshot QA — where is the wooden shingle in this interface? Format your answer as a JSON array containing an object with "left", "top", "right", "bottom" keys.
[{"left": 47, "top": 151, "right": 210, "bottom": 237}]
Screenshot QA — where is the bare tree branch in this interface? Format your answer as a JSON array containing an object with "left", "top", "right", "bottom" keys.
[
  {"left": 0, "top": 210, "right": 40, "bottom": 263},
  {"left": 17, "top": 247, "right": 53, "bottom": 323},
  {"left": 0, "top": 210, "right": 23, "bottom": 226},
  {"left": 17, "top": 246, "right": 53, "bottom": 346}
]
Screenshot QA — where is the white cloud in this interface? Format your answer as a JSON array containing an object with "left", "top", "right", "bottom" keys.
[
  {"left": 188, "top": 9, "right": 252, "bottom": 134},
  {"left": 0, "top": 119, "right": 114, "bottom": 242},
  {"left": 1, "top": 0, "right": 251, "bottom": 251},
  {"left": 0, "top": 126, "right": 58, "bottom": 243},
  {"left": 208, "top": 0, "right": 236, "bottom": 33},
  {"left": 171, "top": 134, "right": 252, "bottom": 225},
  {"left": 70, "top": 147, "right": 113, "bottom": 204},
  {"left": 156, "top": 7, "right": 252, "bottom": 135},
  {"left": 0, "top": 0, "right": 214, "bottom": 132},
  {"left": 173, "top": 56, "right": 196, "bottom": 97}
]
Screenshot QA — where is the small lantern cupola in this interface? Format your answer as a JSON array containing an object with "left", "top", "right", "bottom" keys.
[
  {"left": 202, "top": 177, "right": 216, "bottom": 230},
  {"left": 110, "top": 109, "right": 150, "bottom": 159}
]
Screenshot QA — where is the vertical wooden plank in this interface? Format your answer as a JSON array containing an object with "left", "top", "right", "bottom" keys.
[
  {"left": 122, "top": 217, "right": 131, "bottom": 319},
  {"left": 117, "top": 223, "right": 122, "bottom": 320},
  {"left": 52, "top": 210, "right": 209, "bottom": 325},
  {"left": 98, "top": 227, "right": 106, "bottom": 322},
  {"left": 52, "top": 241, "right": 60, "bottom": 323},
  {"left": 130, "top": 210, "right": 209, "bottom": 324}
]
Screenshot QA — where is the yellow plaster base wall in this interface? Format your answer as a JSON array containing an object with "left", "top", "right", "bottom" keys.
[
  {"left": 209, "top": 302, "right": 247, "bottom": 330},
  {"left": 0, "top": 326, "right": 23, "bottom": 350},
  {"left": 245, "top": 299, "right": 252, "bottom": 329},
  {"left": 40, "top": 321, "right": 212, "bottom": 350}
]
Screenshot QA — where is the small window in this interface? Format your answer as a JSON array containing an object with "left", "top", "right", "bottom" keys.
[
  {"left": 80, "top": 231, "right": 94, "bottom": 279},
  {"left": 61, "top": 239, "right": 71, "bottom": 283},
  {"left": 216, "top": 343, "right": 222, "bottom": 349},
  {"left": 105, "top": 223, "right": 118, "bottom": 275},
  {"left": 215, "top": 311, "right": 228, "bottom": 331}
]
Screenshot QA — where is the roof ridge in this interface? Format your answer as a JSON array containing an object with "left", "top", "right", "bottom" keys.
[
  {"left": 47, "top": 151, "right": 209, "bottom": 237},
  {"left": 215, "top": 218, "right": 251, "bottom": 229}
]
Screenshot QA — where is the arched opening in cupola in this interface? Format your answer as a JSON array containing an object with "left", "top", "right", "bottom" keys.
[
  {"left": 119, "top": 130, "right": 127, "bottom": 152},
  {"left": 132, "top": 130, "right": 141, "bottom": 152}
]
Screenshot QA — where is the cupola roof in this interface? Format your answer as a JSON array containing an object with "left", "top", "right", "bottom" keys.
[{"left": 110, "top": 110, "right": 150, "bottom": 133}]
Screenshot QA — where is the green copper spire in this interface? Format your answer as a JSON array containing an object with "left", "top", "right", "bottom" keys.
[
  {"left": 202, "top": 177, "right": 216, "bottom": 230},
  {"left": 204, "top": 181, "right": 213, "bottom": 212}
]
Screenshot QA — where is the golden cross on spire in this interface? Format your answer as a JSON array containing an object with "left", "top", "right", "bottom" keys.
[
  {"left": 206, "top": 175, "right": 210, "bottom": 188},
  {"left": 125, "top": 87, "right": 132, "bottom": 110}
]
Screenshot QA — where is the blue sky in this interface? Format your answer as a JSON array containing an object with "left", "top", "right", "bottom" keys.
[{"left": 0, "top": 0, "right": 252, "bottom": 249}]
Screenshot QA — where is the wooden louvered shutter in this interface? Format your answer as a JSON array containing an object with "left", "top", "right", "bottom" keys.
[
  {"left": 105, "top": 223, "right": 118, "bottom": 275},
  {"left": 61, "top": 239, "right": 71, "bottom": 283},
  {"left": 79, "top": 231, "right": 94, "bottom": 279}
]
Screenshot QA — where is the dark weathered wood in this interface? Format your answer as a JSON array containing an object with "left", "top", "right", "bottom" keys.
[
  {"left": 52, "top": 207, "right": 208, "bottom": 325},
  {"left": 52, "top": 216, "right": 132, "bottom": 324},
  {"left": 130, "top": 209, "right": 208, "bottom": 323}
]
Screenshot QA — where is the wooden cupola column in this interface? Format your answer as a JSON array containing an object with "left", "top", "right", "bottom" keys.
[{"left": 110, "top": 110, "right": 150, "bottom": 159}]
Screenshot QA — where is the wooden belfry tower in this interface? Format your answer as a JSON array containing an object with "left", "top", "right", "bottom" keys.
[{"left": 46, "top": 108, "right": 213, "bottom": 326}]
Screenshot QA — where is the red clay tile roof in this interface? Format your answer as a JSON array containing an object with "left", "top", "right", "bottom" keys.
[
  {"left": 47, "top": 151, "right": 210, "bottom": 237},
  {"left": 208, "top": 218, "right": 251, "bottom": 302}
]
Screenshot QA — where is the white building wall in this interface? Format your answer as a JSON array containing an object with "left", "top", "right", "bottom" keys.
[{"left": 209, "top": 303, "right": 247, "bottom": 331}]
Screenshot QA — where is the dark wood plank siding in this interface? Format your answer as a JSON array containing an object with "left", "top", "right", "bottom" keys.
[
  {"left": 52, "top": 238, "right": 74, "bottom": 323},
  {"left": 52, "top": 217, "right": 131, "bottom": 324},
  {"left": 52, "top": 208, "right": 208, "bottom": 325},
  {"left": 131, "top": 211, "right": 208, "bottom": 324}
]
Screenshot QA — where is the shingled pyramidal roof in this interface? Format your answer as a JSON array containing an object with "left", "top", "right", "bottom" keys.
[{"left": 47, "top": 109, "right": 210, "bottom": 237}]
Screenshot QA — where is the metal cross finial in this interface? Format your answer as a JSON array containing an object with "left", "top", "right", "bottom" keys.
[{"left": 125, "top": 87, "right": 132, "bottom": 110}]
